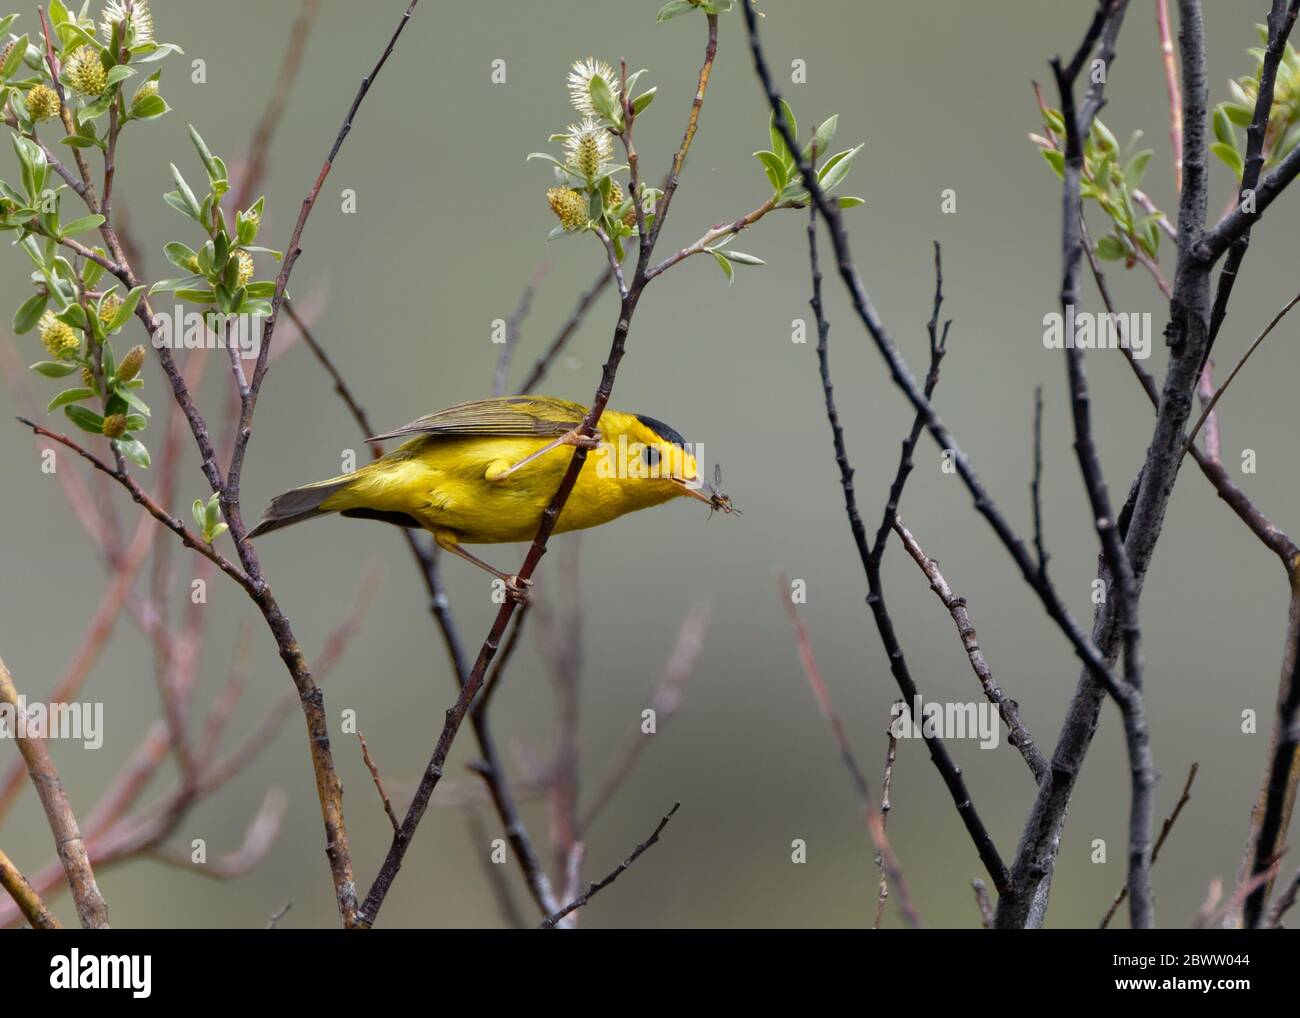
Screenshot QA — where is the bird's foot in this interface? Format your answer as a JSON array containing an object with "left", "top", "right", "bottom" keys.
[{"left": 505, "top": 574, "right": 533, "bottom": 604}]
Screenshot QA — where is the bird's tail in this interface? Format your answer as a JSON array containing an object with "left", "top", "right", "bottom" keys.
[{"left": 248, "top": 475, "right": 353, "bottom": 538}]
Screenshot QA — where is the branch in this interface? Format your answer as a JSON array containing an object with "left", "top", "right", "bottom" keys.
[
  {"left": 1156, "top": 0, "right": 1184, "bottom": 193},
  {"left": 743, "top": 2, "right": 1122, "bottom": 710},
  {"left": 0, "top": 655, "right": 108, "bottom": 928},
  {"left": 1244, "top": 595, "right": 1300, "bottom": 927},
  {"left": 1195, "top": 0, "right": 1300, "bottom": 372},
  {"left": 780, "top": 577, "right": 921, "bottom": 928},
  {"left": 537, "top": 803, "right": 680, "bottom": 929},
  {"left": 1050, "top": 0, "right": 1156, "bottom": 927},
  {"left": 1100, "top": 762, "right": 1198, "bottom": 928},
  {"left": 357, "top": 730, "right": 399, "bottom": 832},
  {"left": 289, "top": 301, "right": 561, "bottom": 918},
  {"left": 892, "top": 519, "right": 1048, "bottom": 782},
  {"left": 996, "top": 0, "right": 1217, "bottom": 929},
  {"left": 804, "top": 198, "right": 1008, "bottom": 893},
  {"left": 15, "top": 418, "right": 251, "bottom": 593},
  {"left": 0, "top": 847, "right": 61, "bottom": 928}
]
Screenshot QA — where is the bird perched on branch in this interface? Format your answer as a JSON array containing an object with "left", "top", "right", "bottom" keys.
[{"left": 250, "top": 396, "right": 735, "bottom": 600}]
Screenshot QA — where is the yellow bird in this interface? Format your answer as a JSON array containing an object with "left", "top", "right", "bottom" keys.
[{"left": 249, "top": 396, "right": 734, "bottom": 598}]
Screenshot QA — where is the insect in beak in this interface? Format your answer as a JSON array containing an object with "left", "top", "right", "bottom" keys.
[{"left": 670, "top": 464, "right": 740, "bottom": 517}]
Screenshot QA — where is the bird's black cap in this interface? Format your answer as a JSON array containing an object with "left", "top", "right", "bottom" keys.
[{"left": 635, "top": 414, "right": 688, "bottom": 449}]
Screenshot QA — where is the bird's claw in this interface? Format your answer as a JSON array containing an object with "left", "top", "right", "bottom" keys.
[
  {"left": 562, "top": 427, "right": 602, "bottom": 450},
  {"left": 505, "top": 574, "right": 533, "bottom": 604}
]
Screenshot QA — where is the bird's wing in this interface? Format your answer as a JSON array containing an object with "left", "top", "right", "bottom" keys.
[{"left": 367, "top": 396, "right": 589, "bottom": 442}]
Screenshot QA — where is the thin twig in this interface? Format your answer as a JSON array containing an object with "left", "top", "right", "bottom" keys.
[
  {"left": 892, "top": 518, "right": 1048, "bottom": 781},
  {"left": 357, "top": 730, "right": 400, "bottom": 832},
  {"left": 1184, "top": 290, "right": 1300, "bottom": 454},
  {"left": 537, "top": 803, "right": 681, "bottom": 929},
  {"left": 779, "top": 576, "right": 921, "bottom": 928},
  {"left": 1100, "top": 762, "right": 1199, "bottom": 927},
  {"left": 872, "top": 730, "right": 898, "bottom": 930},
  {"left": 0, "top": 847, "right": 61, "bottom": 928},
  {"left": 1155, "top": 0, "right": 1184, "bottom": 193}
]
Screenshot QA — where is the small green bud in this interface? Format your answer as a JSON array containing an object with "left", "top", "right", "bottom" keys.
[{"left": 116, "top": 344, "right": 146, "bottom": 383}]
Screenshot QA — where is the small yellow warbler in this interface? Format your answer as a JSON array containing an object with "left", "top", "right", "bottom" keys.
[{"left": 250, "top": 396, "right": 734, "bottom": 597}]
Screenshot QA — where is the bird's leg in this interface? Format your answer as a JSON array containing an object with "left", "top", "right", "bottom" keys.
[
  {"left": 432, "top": 528, "right": 532, "bottom": 603},
  {"left": 484, "top": 427, "right": 601, "bottom": 482}
]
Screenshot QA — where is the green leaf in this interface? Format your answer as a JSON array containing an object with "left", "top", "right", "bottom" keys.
[
  {"left": 104, "top": 65, "right": 135, "bottom": 88},
  {"left": 1221, "top": 101, "right": 1255, "bottom": 127},
  {"left": 56, "top": 303, "right": 87, "bottom": 330},
  {"left": 588, "top": 73, "right": 621, "bottom": 125},
  {"left": 818, "top": 143, "right": 863, "bottom": 192},
  {"left": 1211, "top": 141, "right": 1244, "bottom": 176},
  {"left": 109, "top": 284, "right": 145, "bottom": 331},
  {"left": 1123, "top": 150, "right": 1153, "bottom": 190},
  {"left": 1095, "top": 234, "right": 1127, "bottom": 260},
  {"left": 75, "top": 92, "right": 115, "bottom": 126},
  {"left": 115, "top": 386, "right": 150, "bottom": 417},
  {"left": 1040, "top": 147, "right": 1065, "bottom": 179},
  {"left": 243, "top": 281, "right": 277, "bottom": 299},
  {"left": 30, "top": 360, "right": 79, "bottom": 378},
  {"left": 47, "top": 386, "right": 94, "bottom": 411},
  {"left": 60, "top": 213, "right": 104, "bottom": 238},
  {"left": 128, "top": 94, "right": 168, "bottom": 121},
  {"left": 711, "top": 249, "right": 734, "bottom": 285},
  {"left": 1090, "top": 118, "right": 1119, "bottom": 153},
  {"left": 3, "top": 34, "right": 28, "bottom": 79},
  {"left": 722, "top": 250, "right": 765, "bottom": 266},
  {"left": 13, "top": 292, "right": 47, "bottom": 333},
  {"left": 163, "top": 191, "right": 201, "bottom": 223},
  {"left": 838, "top": 196, "right": 865, "bottom": 209},
  {"left": 802, "top": 114, "right": 838, "bottom": 163},
  {"left": 188, "top": 124, "right": 221, "bottom": 182},
  {"left": 164, "top": 241, "right": 196, "bottom": 271},
  {"left": 60, "top": 134, "right": 104, "bottom": 150},
  {"left": 169, "top": 163, "right": 202, "bottom": 219},
  {"left": 122, "top": 413, "right": 147, "bottom": 432},
  {"left": 1213, "top": 105, "right": 1236, "bottom": 148},
  {"left": 174, "top": 288, "right": 216, "bottom": 304},
  {"left": 149, "top": 274, "right": 206, "bottom": 294},
  {"left": 769, "top": 100, "right": 797, "bottom": 167},
  {"left": 656, "top": 0, "right": 696, "bottom": 22},
  {"left": 64, "top": 403, "right": 104, "bottom": 434},
  {"left": 631, "top": 87, "right": 656, "bottom": 115},
  {"left": 753, "top": 150, "right": 787, "bottom": 192},
  {"left": 132, "top": 42, "right": 183, "bottom": 64},
  {"left": 114, "top": 435, "right": 150, "bottom": 468}
]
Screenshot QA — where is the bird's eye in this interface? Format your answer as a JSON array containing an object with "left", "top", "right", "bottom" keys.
[{"left": 642, "top": 445, "right": 661, "bottom": 469}]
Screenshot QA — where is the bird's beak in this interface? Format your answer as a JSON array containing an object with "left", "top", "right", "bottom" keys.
[
  {"left": 669, "top": 475, "right": 738, "bottom": 514},
  {"left": 669, "top": 475, "right": 713, "bottom": 504}
]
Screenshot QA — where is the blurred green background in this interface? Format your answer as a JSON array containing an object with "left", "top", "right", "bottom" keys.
[{"left": 2, "top": 0, "right": 1298, "bottom": 928}]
